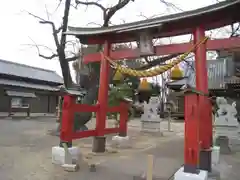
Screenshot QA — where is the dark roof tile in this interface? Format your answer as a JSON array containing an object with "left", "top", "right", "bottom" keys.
[
  {"left": 0, "top": 59, "right": 63, "bottom": 84},
  {"left": 0, "top": 78, "right": 60, "bottom": 91}
]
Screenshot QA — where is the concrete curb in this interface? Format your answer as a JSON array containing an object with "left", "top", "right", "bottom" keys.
[{"left": 0, "top": 116, "right": 57, "bottom": 120}]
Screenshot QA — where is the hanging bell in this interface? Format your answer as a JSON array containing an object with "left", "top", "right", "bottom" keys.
[
  {"left": 113, "top": 70, "right": 124, "bottom": 81},
  {"left": 138, "top": 78, "right": 151, "bottom": 91},
  {"left": 170, "top": 65, "right": 183, "bottom": 80}
]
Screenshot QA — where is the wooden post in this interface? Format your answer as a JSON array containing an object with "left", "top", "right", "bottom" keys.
[
  {"left": 93, "top": 41, "right": 111, "bottom": 152},
  {"left": 119, "top": 102, "right": 128, "bottom": 137},
  {"left": 147, "top": 155, "right": 154, "bottom": 180},
  {"left": 194, "top": 27, "right": 212, "bottom": 172},
  {"left": 27, "top": 104, "right": 30, "bottom": 118},
  {"left": 8, "top": 97, "right": 12, "bottom": 117},
  {"left": 167, "top": 110, "right": 172, "bottom": 132},
  {"left": 60, "top": 95, "right": 75, "bottom": 148},
  {"left": 184, "top": 91, "right": 200, "bottom": 173}
]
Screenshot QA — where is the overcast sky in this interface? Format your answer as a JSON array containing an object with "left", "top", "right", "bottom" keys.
[{"left": 0, "top": 0, "right": 222, "bottom": 79}]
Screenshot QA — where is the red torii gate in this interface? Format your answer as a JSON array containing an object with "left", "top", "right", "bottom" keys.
[
  {"left": 83, "top": 37, "right": 240, "bottom": 63},
  {"left": 64, "top": 0, "right": 240, "bottom": 174}
]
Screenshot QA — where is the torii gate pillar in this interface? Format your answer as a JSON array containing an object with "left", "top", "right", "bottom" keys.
[
  {"left": 194, "top": 27, "right": 212, "bottom": 171},
  {"left": 178, "top": 27, "right": 212, "bottom": 180},
  {"left": 92, "top": 42, "right": 111, "bottom": 152}
]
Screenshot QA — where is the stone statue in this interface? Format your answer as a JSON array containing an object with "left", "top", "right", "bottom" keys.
[
  {"left": 141, "top": 96, "right": 159, "bottom": 122},
  {"left": 141, "top": 96, "right": 162, "bottom": 132},
  {"left": 214, "top": 97, "right": 240, "bottom": 154},
  {"left": 215, "top": 97, "right": 239, "bottom": 127}
]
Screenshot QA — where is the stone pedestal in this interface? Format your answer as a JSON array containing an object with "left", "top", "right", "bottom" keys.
[
  {"left": 208, "top": 168, "right": 221, "bottom": 180},
  {"left": 174, "top": 167, "right": 208, "bottom": 180},
  {"left": 214, "top": 97, "right": 240, "bottom": 153},
  {"left": 92, "top": 136, "right": 106, "bottom": 153},
  {"left": 215, "top": 136, "right": 231, "bottom": 154},
  {"left": 211, "top": 146, "right": 220, "bottom": 165},
  {"left": 141, "top": 120, "right": 161, "bottom": 132},
  {"left": 111, "top": 135, "right": 131, "bottom": 148},
  {"left": 199, "top": 150, "right": 212, "bottom": 172},
  {"left": 52, "top": 146, "right": 80, "bottom": 165},
  {"left": 140, "top": 97, "right": 162, "bottom": 133}
]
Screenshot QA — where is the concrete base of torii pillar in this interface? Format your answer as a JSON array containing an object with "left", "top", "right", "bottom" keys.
[
  {"left": 174, "top": 167, "right": 208, "bottom": 180},
  {"left": 174, "top": 146, "right": 221, "bottom": 180}
]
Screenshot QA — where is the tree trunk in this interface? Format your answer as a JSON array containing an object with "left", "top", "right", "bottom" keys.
[{"left": 73, "top": 75, "right": 99, "bottom": 130}]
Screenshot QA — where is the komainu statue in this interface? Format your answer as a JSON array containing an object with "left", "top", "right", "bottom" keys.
[{"left": 214, "top": 97, "right": 240, "bottom": 154}]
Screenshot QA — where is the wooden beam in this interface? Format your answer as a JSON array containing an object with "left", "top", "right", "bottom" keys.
[{"left": 83, "top": 37, "right": 240, "bottom": 63}]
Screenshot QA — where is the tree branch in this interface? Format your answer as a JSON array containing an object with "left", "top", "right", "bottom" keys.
[
  {"left": 25, "top": 0, "right": 73, "bottom": 87},
  {"left": 159, "top": 0, "right": 183, "bottom": 12},
  {"left": 230, "top": 23, "right": 240, "bottom": 37},
  {"left": 26, "top": 11, "right": 61, "bottom": 49},
  {"left": 22, "top": 43, "right": 55, "bottom": 53},
  {"left": 39, "top": 54, "right": 58, "bottom": 59},
  {"left": 103, "top": 0, "right": 134, "bottom": 26},
  {"left": 66, "top": 55, "right": 80, "bottom": 62},
  {"left": 26, "top": 37, "right": 58, "bottom": 60},
  {"left": 24, "top": 10, "right": 47, "bottom": 22},
  {"left": 75, "top": 0, "right": 134, "bottom": 27},
  {"left": 75, "top": 0, "right": 106, "bottom": 11},
  {"left": 45, "top": 4, "right": 50, "bottom": 20},
  {"left": 56, "top": 25, "right": 63, "bottom": 33},
  {"left": 39, "top": 21, "right": 61, "bottom": 49}
]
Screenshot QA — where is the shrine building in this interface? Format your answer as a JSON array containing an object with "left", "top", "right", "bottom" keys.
[{"left": 0, "top": 59, "right": 63, "bottom": 116}]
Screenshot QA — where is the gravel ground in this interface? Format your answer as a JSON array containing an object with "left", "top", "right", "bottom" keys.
[{"left": 0, "top": 118, "right": 239, "bottom": 180}]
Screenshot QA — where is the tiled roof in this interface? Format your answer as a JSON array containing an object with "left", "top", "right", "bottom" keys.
[
  {"left": 0, "top": 78, "right": 60, "bottom": 92},
  {"left": 0, "top": 59, "right": 63, "bottom": 84},
  {"left": 66, "top": 0, "right": 240, "bottom": 44}
]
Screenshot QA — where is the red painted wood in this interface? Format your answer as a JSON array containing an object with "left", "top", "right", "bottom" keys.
[
  {"left": 72, "top": 104, "right": 99, "bottom": 112},
  {"left": 95, "top": 42, "right": 111, "bottom": 136},
  {"left": 71, "top": 130, "right": 97, "bottom": 139},
  {"left": 107, "top": 106, "right": 122, "bottom": 113},
  {"left": 81, "top": 18, "right": 237, "bottom": 44},
  {"left": 119, "top": 102, "right": 129, "bottom": 135},
  {"left": 60, "top": 95, "right": 75, "bottom": 142},
  {"left": 71, "top": 127, "right": 121, "bottom": 139},
  {"left": 194, "top": 27, "right": 212, "bottom": 152},
  {"left": 83, "top": 37, "right": 240, "bottom": 63},
  {"left": 184, "top": 93, "right": 200, "bottom": 168},
  {"left": 104, "top": 128, "right": 120, "bottom": 134}
]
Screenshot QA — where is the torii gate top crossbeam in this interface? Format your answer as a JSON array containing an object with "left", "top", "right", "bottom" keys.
[{"left": 65, "top": 0, "right": 240, "bottom": 44}]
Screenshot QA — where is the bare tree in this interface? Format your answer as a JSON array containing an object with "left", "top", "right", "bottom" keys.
[
  {"left": 63, "top": 0, "right": 137, "bottom": 132},
  {"left": 25, "top": 0, "right": 79, "bottom": 88},
  {"left": 26, "top": 0, "right": 136, "bottom": 135}
]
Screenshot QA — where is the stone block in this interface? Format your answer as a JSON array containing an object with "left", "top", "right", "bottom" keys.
[
  {"left": 141, "top": 120, "right": 161, "bottom": 133},
  {"left": 212, "top": 146, "right": 220, "bottom": 165},
  {"left": 92, "top": 136, "right": 106, "bottom": 153},
  {"left": 52, "top": 146, "right": 80, "bottom": 165},
  {"left": 174, "top": 167, "right": 208, "bottom": 180},
  {"left": 208, "top": 167, "right": 221, "bottom": 180},
  {"left": 111, "top": 135, "right": 131, "bottom": 148},
  {"left": 215, "top": 136, "right": 231, "bottom": 154}
]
